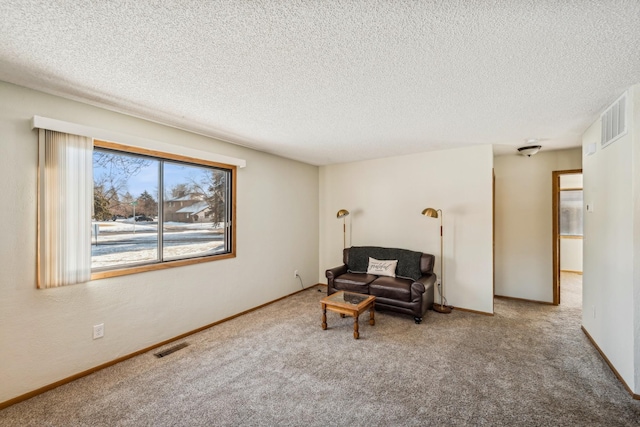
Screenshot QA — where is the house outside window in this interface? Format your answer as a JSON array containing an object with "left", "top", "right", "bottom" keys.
[{"left": 91, "top": 141, "right": 235, "bottom": 277}]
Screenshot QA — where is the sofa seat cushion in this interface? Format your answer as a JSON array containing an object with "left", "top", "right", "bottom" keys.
[
  {"left": 369, "top": 276, "right": 412, "bottom": 302},
  {"left": 334, "top": 273, "right": 377, "bottom": 294}
]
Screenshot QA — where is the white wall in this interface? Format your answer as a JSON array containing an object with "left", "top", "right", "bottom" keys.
[
  {"left": 494, "top": 149, "right": 582, "bottom": 302},
  {"left": 582, "top": 85, "right": 638, "bottom": 394},
  {"left": 560, "top": 238, "right": 583, "bottom": 273},
  {"left": 319, "top": 145, "right": 494, "bottom": 314},
  {"left": 560, "top": 174, "right": 583, "bottom": 189},
  {"left": 0, "top": 82, "right": 319, "bottom": 403}
]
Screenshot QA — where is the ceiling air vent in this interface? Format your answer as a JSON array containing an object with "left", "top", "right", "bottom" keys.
[{"left": 600, "top": 92, "right": 628, "bottom": 149}]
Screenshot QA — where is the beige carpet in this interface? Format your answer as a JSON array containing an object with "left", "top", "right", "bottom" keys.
[{"left": 1, "top": 273, "right": 639, "bottom": 426}]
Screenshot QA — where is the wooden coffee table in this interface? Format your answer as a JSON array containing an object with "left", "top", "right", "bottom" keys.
[{"left": 321, "top": 291, "right": 375, "bottom": 339}]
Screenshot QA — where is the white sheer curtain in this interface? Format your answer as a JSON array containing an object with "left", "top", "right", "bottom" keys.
[{"left": 39, "top": 130, "right": 93, "bottom": 288}]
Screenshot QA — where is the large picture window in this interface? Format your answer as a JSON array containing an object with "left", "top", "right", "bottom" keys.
[
  {"left": 91, "top": 141, "right": 235, "bottom": 278},
  {"left": 36, "top": 120, "right": 242, "bottom": 288}
]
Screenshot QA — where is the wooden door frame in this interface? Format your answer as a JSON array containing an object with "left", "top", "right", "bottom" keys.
[
  {"left": 552, "top": 169, "right": 582, "bottom": 305},
  {"left": 492, "top": 169, "right": 495, "bottom": 306}
]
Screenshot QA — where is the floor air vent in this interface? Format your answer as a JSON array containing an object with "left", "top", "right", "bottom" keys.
[
  {"left": 601, "top": 91, "right": 627, "bottom": 149},
  {"left": 154, "top": 342, "right": 188, "bottom": 358}
]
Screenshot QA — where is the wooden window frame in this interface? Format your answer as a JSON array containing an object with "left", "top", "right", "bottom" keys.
[{"left": 90, "top": 140, "right": 236, "bottom": 280}]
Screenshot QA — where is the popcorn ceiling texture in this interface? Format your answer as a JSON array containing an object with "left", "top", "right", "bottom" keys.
[{"left": 1, "top": 1, "right": 640, "bottom": 165}]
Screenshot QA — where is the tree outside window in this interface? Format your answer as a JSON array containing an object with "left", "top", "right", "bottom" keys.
[{"left": 91, "top": 145, "right": 233, "bottom": 271}]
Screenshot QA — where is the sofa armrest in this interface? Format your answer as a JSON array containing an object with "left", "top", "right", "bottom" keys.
[
  {"left": 411, "top": 273, "right": 436, "bottom": 300},
  {"left": 326, "top": 265, "right": 348, "bottom": 281}
]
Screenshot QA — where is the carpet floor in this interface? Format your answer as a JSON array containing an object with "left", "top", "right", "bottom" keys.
[{"left": 1, "top": 273, "right": 639, "bottom": 426}]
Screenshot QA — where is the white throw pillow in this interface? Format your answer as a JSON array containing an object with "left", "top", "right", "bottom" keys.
[{"left": 367, "top": 257, "right": 398, "bottom": 278}]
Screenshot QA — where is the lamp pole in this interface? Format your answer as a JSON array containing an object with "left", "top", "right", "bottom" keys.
[
  {"left": 343, "top": 217, "right": 347, "bottom": 248},
  {"left": 422, "top": 207, "right": 452, "bottom": 313},
  {"left": 438, "top": 210, "right": 444, "bottom": 308},
  {"left": 336, "top": 209, "right": 350, "bottom": 249}
]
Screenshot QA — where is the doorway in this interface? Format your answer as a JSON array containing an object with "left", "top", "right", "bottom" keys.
[{"left": 552, "top": 169, "right": 583, "bottom": 305}]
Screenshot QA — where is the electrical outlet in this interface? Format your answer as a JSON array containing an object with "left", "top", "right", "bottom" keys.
[
  {"left": 93, "top": 323, "right": 104, "bottom": 339},
  {"left": 294, "top": 269, "right": 299, "bottom": 278}
]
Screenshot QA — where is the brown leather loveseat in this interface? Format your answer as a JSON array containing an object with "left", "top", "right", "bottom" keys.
[{"left": 326, "top": 246, "right": 435, "bottom": 324}]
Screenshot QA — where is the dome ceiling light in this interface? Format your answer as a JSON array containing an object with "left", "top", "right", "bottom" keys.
[{"left": 518, "top": 140, "right": 542, "bottom": 157}]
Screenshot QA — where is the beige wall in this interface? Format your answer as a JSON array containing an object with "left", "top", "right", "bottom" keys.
[
  {"left": 319, "top": 145, "right": 494, "bottom": 314},
  {"left": 0, "top": 82, "right": 320, "bottom": 403},
  {"left": 582, "top": 85, "right": 639, "bottom": 393},
  {"left": 494, "top": 148, "right": 582, "bottom": 302},
  {"left": 560, "top": 238, "right": 583, "bottom": 273}
]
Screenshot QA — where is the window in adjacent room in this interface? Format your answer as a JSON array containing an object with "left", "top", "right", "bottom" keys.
[{"left": 559, "top": 190, "right": 583, "bottom": 237}]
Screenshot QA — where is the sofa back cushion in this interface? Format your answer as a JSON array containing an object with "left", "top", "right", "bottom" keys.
[
  {"left": 344, "top": 246, "right": 425, "bottom": 281},
  {"left": 420, "top": 253, "right": 435, "bottom": 274}
]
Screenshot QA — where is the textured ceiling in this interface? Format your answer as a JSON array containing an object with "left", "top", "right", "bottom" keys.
[{"left": 2, "top": 1, "right": 640, "bottom": 165}]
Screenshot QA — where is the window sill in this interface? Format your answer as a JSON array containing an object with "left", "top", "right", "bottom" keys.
[{"left": 91, "top": 252, "right": 236, "bottom": 280}]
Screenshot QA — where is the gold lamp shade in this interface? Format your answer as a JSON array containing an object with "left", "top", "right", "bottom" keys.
[
  {"left": 336, "top": 209, "right": 350, "bottom": 218},
  {"left": 421, "top": 207, "right": 438, "bottom": 218}
]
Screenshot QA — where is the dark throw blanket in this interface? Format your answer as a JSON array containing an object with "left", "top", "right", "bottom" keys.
[{"left": 347, "top": 246, "right": 423, "bottom": 281}]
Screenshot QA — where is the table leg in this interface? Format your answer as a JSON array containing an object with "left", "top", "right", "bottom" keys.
[
  {"left": 353, "top": 315, "right": 359, "bottom": 339},
  {"left": 369, "top": 304, "right": 375, "bottom": 326},
  {"left": 321, "top": 304, "right": 327, "bottom": 330}
]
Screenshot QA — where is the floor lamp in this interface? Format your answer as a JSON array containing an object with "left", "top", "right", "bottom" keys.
[
  {"left": 336, "top": 209, "right": 350, "bottom": 249},
  {"left": 422, "top": 207, "right": 452, "bottom": 313}
]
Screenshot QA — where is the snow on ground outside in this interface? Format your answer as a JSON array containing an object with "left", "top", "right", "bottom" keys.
[
  {"left": 92, "top": 241, "right": 225, "bottom": 269},
  {"left": 94, "top": 219, "right": 222, "bottom": 233},
  {"left": 91, "top": 220, "right": 225, "bottom": 269}
]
